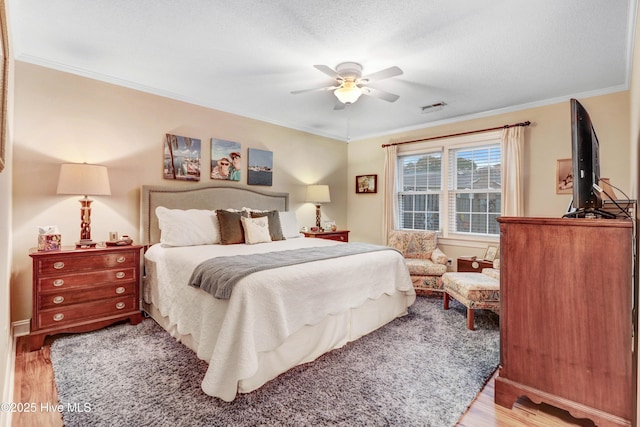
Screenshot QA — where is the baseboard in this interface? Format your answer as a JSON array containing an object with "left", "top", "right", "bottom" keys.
[
  {"left": 1, "top": 326, "right": 17, "bottom": 427},
  {"left": 12, "top": 319, "right": 30, "bottom": 337}
]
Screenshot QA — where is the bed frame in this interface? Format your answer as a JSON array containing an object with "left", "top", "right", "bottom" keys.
[
  {"left": 139, "top": 182, "right": 414, "bottom": 401},
  {"left": 140, "top": 182, "right": 289, "bottom": 246}
]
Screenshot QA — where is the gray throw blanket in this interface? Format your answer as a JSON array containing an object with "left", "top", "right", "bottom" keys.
[{"left": 189, "top": 242, "right": 398, "bottom": 299}]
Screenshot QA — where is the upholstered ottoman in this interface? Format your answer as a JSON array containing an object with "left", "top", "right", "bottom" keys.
[{"left": 442, "top": 272, "right": 500, "bottom": 330}]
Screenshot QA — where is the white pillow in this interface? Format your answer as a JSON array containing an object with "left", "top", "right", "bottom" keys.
[
  {"left": 279, "top": 211, "right": 301, "bottom": 239},
  {"left": 241, "top": 215, "right": 272, "bottom": 244},
  {"left": 242, "top": 207, "right": 267, "bottom": 213},
  {"left": 155, "top": 206, "right": 220, "bottom": 247}
]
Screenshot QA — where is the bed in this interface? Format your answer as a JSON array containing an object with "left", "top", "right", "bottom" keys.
[{"left": 140, "top": 182, "right": 416, "bottom": 401}]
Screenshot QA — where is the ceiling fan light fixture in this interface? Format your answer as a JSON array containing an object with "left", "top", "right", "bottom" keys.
[{"left": 334, "top": 81, "right": 362, "bottom": 104}]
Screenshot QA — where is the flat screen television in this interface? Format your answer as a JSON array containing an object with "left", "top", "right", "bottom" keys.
[{"left": 565, "top": 98, "right": 611, "bottom": 218}]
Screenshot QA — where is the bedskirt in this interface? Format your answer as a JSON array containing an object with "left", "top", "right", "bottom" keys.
[{"left": 142, "top": 290, "right": 414, "bottom": 397}]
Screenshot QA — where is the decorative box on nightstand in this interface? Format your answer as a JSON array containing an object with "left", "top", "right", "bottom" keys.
[
  {"left": 29, "top": 244, "right": 143, "bottom": 350},
  {"left": 302, "top": 230, "right": 350, "bottom": 242}
]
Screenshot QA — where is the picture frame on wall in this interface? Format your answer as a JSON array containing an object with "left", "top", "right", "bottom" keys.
[
  {"left": 483, "top": 245, "right": 498, "bottom": 262},
  {"left": 163, "top": 134, "right": 201, "bottom": 181},
  {"left": 247, "top": 148, "right": 273, "bottom": 186},
  {"left": 211, "top": 138, "right": 241, "bottom": 181},
  {"left": 0, "top": 7, "right": 8, "bottom": 173},
  {"left": 556, "top": 158, "right": 573, "bottom": 194},
  {"left": 356, "top": 174, "right": 377, "bottom": 194}
]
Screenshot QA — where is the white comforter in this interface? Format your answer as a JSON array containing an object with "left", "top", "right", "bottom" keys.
[{"left": 144, "top": 237, "right": 414, "bottom": 401}]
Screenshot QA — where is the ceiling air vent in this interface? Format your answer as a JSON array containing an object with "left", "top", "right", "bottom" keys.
[{"left": 420, "top": 102, "right": 446, "bottom": 113}]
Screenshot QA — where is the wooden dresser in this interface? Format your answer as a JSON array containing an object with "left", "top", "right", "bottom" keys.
[
  {"left": 29, "top": 245, "right": 143, "bottom": 350},
  {"left": 495, "top": 217, "right": 635, "bottom": 427},
  {"left": 302, "top": 230, "right": 349, "bottom": 242}
]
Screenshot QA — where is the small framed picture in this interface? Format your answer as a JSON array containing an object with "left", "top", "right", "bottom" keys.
[
  {"left": 483, "top": 246, "right": 498, "bottom": 262},
  {"left": 356, "top": 174, "right": 377, "bottom": 194},
  {"left": 556, "top": 158, "right": 573, "bottom": 194}
]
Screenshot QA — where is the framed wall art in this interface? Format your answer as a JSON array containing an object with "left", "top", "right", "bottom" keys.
[
  {"left": 0, "top": 6, "right": 8, "bottom": 173},
  {"left": 211, "top": 138, "right": 241, "bottom": 181},
  {"left": 356, "top": 174, "right": 377, "bottom": 194},
  {"left": 483, "top": 245, "right": 498, "bottom": 262},
  {"left": 163, "top": 134, "right": 201, "bottom": 181},
  {"left": 556, "top": 158, "right": 573, "bottom": 194},
  {"left": 247, "top": 148, "right": 273, "bottom": 186}
]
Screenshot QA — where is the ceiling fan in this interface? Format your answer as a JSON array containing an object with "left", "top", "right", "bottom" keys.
[{"left": 291, "top": 62, "right": 403, "bottom": 110}]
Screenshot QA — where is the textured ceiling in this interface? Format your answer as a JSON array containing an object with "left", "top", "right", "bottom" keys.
[{"left": 7, "top": 0, "right": 637, "bottom": 141}]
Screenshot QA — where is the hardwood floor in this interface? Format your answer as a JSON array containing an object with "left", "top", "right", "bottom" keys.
[{"left": 12, "top": 335, "right": 594, "bottom": 427}]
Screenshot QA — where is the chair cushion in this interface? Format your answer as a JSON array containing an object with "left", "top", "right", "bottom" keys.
[
  {"left": 481, "top": 267, "right": 500, "bottom": 280},
  {"left": 388, "top": 230, "right": 437, "bottom": 259},
  {"left": 406, "top": 259, "right": 447, "bottom": 276},
  {"left": 442, "top": 272, "right": 500, "bottom": 310}
]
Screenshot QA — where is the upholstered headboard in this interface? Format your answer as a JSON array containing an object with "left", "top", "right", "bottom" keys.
[{"left": 140, "top": 182, "right": 289, "bottom": 246}]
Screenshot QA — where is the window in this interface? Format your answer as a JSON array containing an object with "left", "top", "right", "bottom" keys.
[
  {"left": 448, "top": 144, "right": 501, "bottom": 236},
  {"left": 396, "top": 131, "right": 502, "bottom": 238},
  {"left": 397, "top": 152, "right": 442, "bottom": 231}
]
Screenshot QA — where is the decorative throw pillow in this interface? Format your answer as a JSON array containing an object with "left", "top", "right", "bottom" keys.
[
  {"left": 155, "top": 206, "right": 220, "bottom": 247},
  {"left": 241, "top": 216, "right": 272, "bottom": 244},
  {"left": 250, "top": 210, "right": 284, "bottom": 241},
  {"left": 279, "top": 211, "right": 301, "bottom": 239},
  {"left": 216, "top": 209, "right": 247, "bottom": 244}
]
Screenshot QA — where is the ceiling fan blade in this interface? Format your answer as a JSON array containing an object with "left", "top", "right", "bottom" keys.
[
  {"left": 333, "top": 100, "right": 346, "bottom": 110},
  {"left": 361, "top": 87, "right": 400, "bottom": 103},
  {"left": 314, "top": 64, "right": 341, "bottom": 79},
  {"left": 291, "top": 85, "right": 338, "bottom": 95},
  {"left": 360, "top": 66, "right": 403, "bottom": 83}
]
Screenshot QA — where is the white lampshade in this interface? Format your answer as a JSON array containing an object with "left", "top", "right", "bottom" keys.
[
  {"left": 306, "top": 184, "right": 331, "bottom": 204},
  {"left": 334, "top": 81, "right": 362, "bottom": 104},
  {"left": 56, "top": 163, "right": 111, "bottom": 196}
]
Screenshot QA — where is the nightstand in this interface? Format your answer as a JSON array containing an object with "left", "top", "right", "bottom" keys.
[
  {"left": 302, "top": 230, "right": 350, "bottom": 242},
  {"left": 29, "top": 244, "right": 143, "bottom": 350},
  {"left": 457, "top": 256, "right": 494, "bottom": 272}
]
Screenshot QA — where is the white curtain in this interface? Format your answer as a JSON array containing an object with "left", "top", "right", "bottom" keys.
[
  {"left": 501, "top": 126, "right": 524, "bottom": 216},
  {"left": 383, "top": 145, "right": 398, "bottom": 242}
]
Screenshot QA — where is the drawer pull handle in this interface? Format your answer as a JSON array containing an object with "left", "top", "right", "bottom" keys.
[
  {"left": 116, "top": 256, "right": 126, "bottom": 263},
  {"left": 53, "top": 296, "right": 64, "bottom": 304},
  {"left": 53, "top": 313, "right": 64, "bottom": 321},
  {"left": 53, "top": 279, "right": 64, "bottom": 287},
  {"left": 115, "top": 302, "right": 125, "bottom": 310},
  {"left": 116, "top": 272, "right": 126, "bottom": 279},
  {"left": 53, "top": 262, "right": 65, "bottom": 270},
  {"left": 115, "top": 286, "right": 126, "bottom": 294}
]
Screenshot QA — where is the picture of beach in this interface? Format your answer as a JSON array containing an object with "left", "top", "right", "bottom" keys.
[
  {"left": 247, "top": 148, "right": 273, "bottom": 186},
  {"left": 211, "top": 138, "right": 241, "bottom": 181},
  {"left": 164, "top": 134, "right": 201, "bottom": 181}
]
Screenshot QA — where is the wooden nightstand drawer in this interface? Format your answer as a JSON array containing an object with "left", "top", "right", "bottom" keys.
[
  {"left": 37, "top": 267, "right": 137, "bottom": 292},
  {"left": 38, "top": 296, "right": 137, "bottom": 328},
  {"left": 302, "top": 230, "right": 350, "bottom": 242},
  {"left": 35, "top": 251, "right": 137, "bottom": 275},
  {"left": 38, "top": 282, "right": 136, "bottom": 310},
  {"left": 457, "top": 257, "right": 493, "bottom": 272}
]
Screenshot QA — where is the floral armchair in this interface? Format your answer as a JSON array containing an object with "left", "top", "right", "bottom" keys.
[{"left": 388, "top": 230, "right": 449, "bottom": 296}]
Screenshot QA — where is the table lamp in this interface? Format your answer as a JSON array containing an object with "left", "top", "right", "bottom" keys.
[
  {"left": 306, "top": 184, "right": 330, "bottom": 229},
  {"left": 56, "top": 163, "right": 111, "bottom": 248}
]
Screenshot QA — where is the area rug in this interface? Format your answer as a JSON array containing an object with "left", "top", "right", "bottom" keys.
[{"left": 50, "top": 297, "right": 499, "bottom": 427}]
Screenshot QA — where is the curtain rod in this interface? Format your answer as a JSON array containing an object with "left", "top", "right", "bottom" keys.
[{"left": 381, "top": 120, "right": 531, "bottom": 148}]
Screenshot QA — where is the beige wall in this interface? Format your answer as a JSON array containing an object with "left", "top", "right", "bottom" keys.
[
  {"left": 347, "top": 91, "right": 631, "bottom": 261},
  {"left": 10, "top": 62, "right": 347, "bottom": 323}
]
